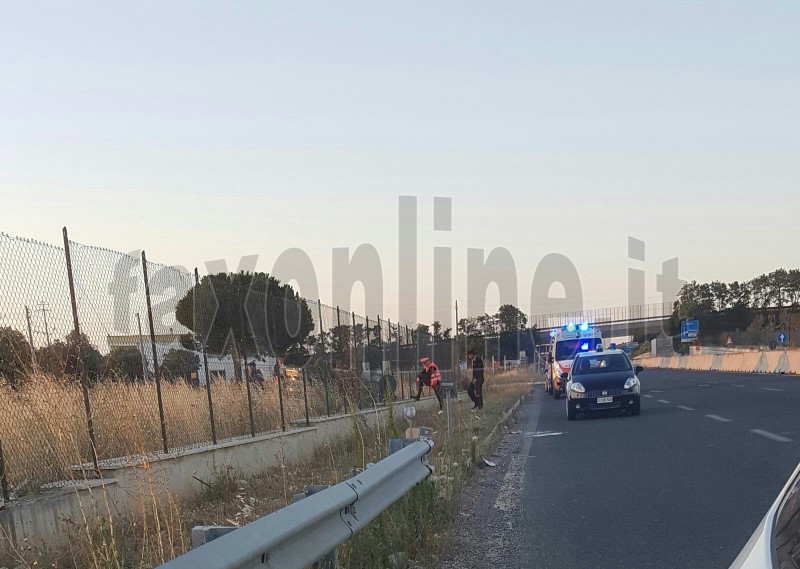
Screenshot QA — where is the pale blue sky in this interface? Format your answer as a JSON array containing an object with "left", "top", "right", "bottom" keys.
[{"left": 1, "top": 1, "right": 798, "bottom": 325}]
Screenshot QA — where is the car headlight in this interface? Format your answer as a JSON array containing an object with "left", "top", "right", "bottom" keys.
[
  {"left": 624, "top": 377, "right": 640, "bottom": 390},
  {"left": 570, "top": 382, "right": 586, "bottom": 393}
]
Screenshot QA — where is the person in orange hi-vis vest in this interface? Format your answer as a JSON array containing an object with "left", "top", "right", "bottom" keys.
[{"left": 414, "top": 357, "right": 444, "bottom": 411}]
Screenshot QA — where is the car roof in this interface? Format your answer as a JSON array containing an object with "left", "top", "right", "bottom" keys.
[{"left": 576, "top": 349, "right": 626, "bottom": 357}]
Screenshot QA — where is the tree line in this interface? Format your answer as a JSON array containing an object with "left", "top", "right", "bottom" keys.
[
  {"left": 670, "top": 268, "right": 800, "bottom": 342},
  {"left": 1, "top": 271, "right": 539, "bottom": 388}
]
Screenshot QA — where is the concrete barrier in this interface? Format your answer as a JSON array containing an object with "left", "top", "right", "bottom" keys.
[
  {"left": 754, "top": 353, "right": 769, "bottom": 373},
  {"left": 688, "top": 354, "right": 713, "bottom": 371},
  {"left": 788, "top": 352, "right": 800, "bottom": 375},
  {"left": 773, "top": 352, "right": 791, "bottom": 374},
  {"left": 0, "top": 396, "right": 441, "bottom": 558},
  {"left": 637, "top": 350, "right": 799, "bottom": 376}
]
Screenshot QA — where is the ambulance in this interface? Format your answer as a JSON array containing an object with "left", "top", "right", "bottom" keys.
[{"left": 546, "top": 322, "right": 603, "bottom": 399}]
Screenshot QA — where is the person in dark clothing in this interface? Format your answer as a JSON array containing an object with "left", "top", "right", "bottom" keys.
[
  {"left": 414, "top": 357, "right": 444, "bottom": 411},
  {"left": 467, "top": 350, "right": 485, "bottom": 410},
  {"left": 248, "top": 361, "right": 266, "bottom": 387}
]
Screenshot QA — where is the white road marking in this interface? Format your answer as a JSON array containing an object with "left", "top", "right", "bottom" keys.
[
  {"left": 706, "top": 414, "right": 732, "bottom": 423},
  {"left": 732, "top": 384, "right": 745, "bottom": 388},
  {"left": 650, "top": 390, "right": 664, "bottom": 393},
  {"left": 750, "top": 429, "right": 792, "bottom": 443},
  {"left": 643, "top": 394, "right": 654, "bottom": 399},
  {"left": 657, "top": 399, "right": 671, "bottom": 404},
  {"left": 698, "top": 384, "right": 710, "bottom": 387},
  {"left": 762, "top": 388, "right": 783, "bottom": 392},
  {"left": 526, "top": 431, "right": 564, "bottom": 438},
  {"left": 677, "top": 405, "right": 695, "bottom": 411}
]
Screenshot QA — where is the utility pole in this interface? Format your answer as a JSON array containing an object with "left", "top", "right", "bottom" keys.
[{"left": 25, "top": 305, "right": 37, "bottom": 368}]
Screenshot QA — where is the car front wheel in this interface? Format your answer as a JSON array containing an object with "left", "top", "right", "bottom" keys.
[{"left": 567, "top": 401, "right": 576, "bottom": 421}]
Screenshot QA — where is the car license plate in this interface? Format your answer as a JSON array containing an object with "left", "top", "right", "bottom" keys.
[{"left": 597, "top": 396, "right": 613, "bottom": 404}]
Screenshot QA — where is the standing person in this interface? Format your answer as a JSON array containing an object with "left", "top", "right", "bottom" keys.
[
  {"left": 273, "top": 357, "right": 283, "bottom": 382},
  {"left": 467, "top": 350, "right": 485, "bottom": 410},
  {"left": 414, "top": 357, "right": 444, "bottom": 411},
  {"left": 248, "top": 361, "right": 265, "bottom": 387}
]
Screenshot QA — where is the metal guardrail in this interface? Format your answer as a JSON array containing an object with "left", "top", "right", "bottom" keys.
[{"left": 156, "top": 439, "right": 435, "bottom": 569}]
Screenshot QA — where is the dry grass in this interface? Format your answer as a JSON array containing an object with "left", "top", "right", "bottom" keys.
[
  {"left": 0, "top": 372, "right": 368, "bottom": 492},
  {"left": 0, "top": 370, "right": 535, "bottom": 569}
]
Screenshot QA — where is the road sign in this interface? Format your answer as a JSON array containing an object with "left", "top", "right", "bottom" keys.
[
  {"left": 726, "top": 336, "right": 734, "bottom": 347},
  {"left": 681, "top": 320, "right": 700, "bottom": 343},
  {"left": 777, "top": 332, "right": 788, "bottom": 345}
]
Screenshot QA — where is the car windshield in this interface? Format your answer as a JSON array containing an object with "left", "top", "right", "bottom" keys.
[
  {"left": 555, "top": 339, "right": 600, "bottom": 361},
  {"left": 573, "top": 354, "right": 632, "bottom": 375}
]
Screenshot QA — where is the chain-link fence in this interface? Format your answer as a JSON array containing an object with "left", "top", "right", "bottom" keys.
[{"left": 0, "top": 228, "right": 446, "bottom": 499}]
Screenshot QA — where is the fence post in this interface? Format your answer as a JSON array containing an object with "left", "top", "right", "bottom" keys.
[
  {"left": 351, "top": 311, "right": 358, "bottom": 373},
  {"left": 235, "top": 282, "right": 256, "bottom": 438},
  {"left": 63, "top": 228, "right": 100, "bottom": 475},
  {"left": 141, "top": 250, "right": 169, "bottom": 454},
  {"left": 302, "top": 368, "right": 310, "bottom": 427},
  {"left": 242, "top": 348, "right": 256, "bottom": 437},
  {"left": 336, "top": 306, "right": 343, "bottom": 369},
  {"left": 0, "top": 438, "right": 10, "bottom": 502},
  {"left": 365, "top": 315, "right": 371, "bottom": 372},
  {"left": 195, "top": 268, "right": 217, "bottom": 445},
  {"left": 318, "top": 300, "right": 331, "bottom": 416},
  {"left": 277, "top": 366, "right": 287, "bottom": 432}
]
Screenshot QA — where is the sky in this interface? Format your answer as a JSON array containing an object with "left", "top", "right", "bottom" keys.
[{"left": 1, "top": 1, "right": 798, "bottom": 328}]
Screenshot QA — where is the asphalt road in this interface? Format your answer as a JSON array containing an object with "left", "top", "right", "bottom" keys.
[
  {"left": 528, "top": 369, "right": 800, "bottom": 568},
  {"left": 439, "top": 370, "right": 800, "bottom": 569}
]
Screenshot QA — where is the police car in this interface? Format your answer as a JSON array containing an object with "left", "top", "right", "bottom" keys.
[{"left": 564, "top": 348, "right": 643, "bottom": 420}]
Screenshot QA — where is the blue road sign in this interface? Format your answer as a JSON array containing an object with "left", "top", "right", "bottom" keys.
[
  {"left": 681, "top": 320, "right": 700, "bottom": 343},
  {"left": 777, "top": 332, "right": 788, "bottom": 345}
]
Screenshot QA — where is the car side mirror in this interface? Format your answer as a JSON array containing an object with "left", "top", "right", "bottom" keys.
[
  {"left": 635, "top": 365, "right": 644, "bottom": 374},
  {"left": 560, "top": 372, "right": 569, "bottom": 381}
]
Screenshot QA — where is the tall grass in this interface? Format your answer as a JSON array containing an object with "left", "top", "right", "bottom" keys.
[
  {"left": 0, "top": 372, "right": 353, "bottom": 491},
  {"left": 1, "top": 370, "right": 533, "bottom": 568}
]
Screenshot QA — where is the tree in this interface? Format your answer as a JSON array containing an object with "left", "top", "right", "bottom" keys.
[
  {"left": 160, "top": 348, "right": 200, "bottom": 382},
  {"left": 0, "top": 327, "right": 33, "bottom": 388},
  {"left": 430, "top": 321, "right": 452, "bottom": 341},
  {"left": 33, "top": 332, "right": 105, "bottom": 383},
  {"left": 709, "top": 281, "right": 731, "bottom": 312},
  {"left": 495, "top": 304, "right": 528, "bottom": 333},
  {"left": 728, "top": 281, "right": 751, "bottom": 308},
  {"left": 106, "top": 346, "right": 145, "bottom": 381},
  {"left": 175, "top": 272, "right": 314, "bottom": 379},
  {"left": 36, "top": 340, "right": 70, "bottom": 377},
  {"left": 327, "top": 324, "right": 352, "bottom": 369}
]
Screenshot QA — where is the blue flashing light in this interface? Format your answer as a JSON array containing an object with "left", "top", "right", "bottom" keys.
[
  {"left": 566, "top": 323, "right": 576, "bottom": 332},
  {"left": 550, "top": 330, "right": 558, "bottom": 338},
  {"left": 580, "top": 342, "right": 590, "bottom": 351},
  {"left": 579, "top": 322, "right": 590, "bottom": 332}
]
